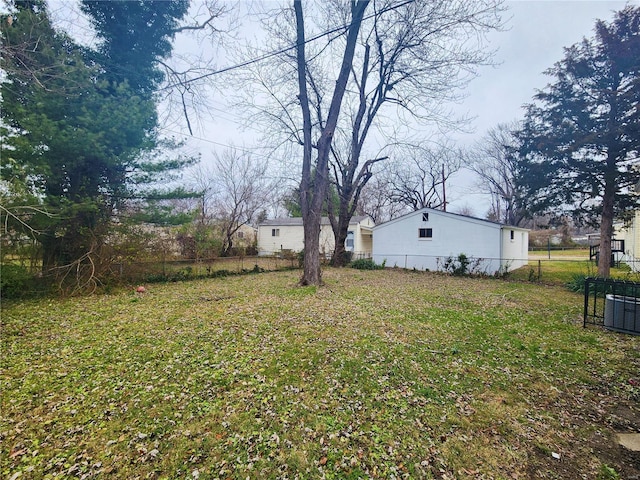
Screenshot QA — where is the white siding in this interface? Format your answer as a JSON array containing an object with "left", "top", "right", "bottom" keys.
[
  {"left": 257, "top": 224, "right": 333, "bottom": 255},
  {"left": 257, "top": 217, "right": 374, "bottom": 257},
  {"left": 500, "top": 228, "right": 529, "bottom": 271},
  {"left": 615, "top": 211, "right": 640, "bottom": 271},
  {"left": 353, "top": 216, "right": 374, "bottom": 258},
  {"left": 372, "top": 208, "right": 528, "bottom": 274}
]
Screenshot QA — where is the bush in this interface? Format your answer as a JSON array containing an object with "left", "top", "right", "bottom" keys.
[
  {"left": 442, "top": 253, "right": 487, "bottom": 276},
  {"left": 337, "top": 250, "right": 353, "bottom": 265},
  {"left": 350, "top": 258, "right": 384, "bottom": 270},
  {"left": 1, "top": 264, "right": 36, "bottom": 298},
  {"left": 443, "top": 253, "right": 471, "bottom": 276},
  {"left": 566, "top": 273, "right": 588, "bottom": 293}
]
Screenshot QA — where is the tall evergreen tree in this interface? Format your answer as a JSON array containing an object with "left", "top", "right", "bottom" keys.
[
  {"left": 0, "top": 0, "right": 193, "bottom": 280},
  {"left": 517, "top": 6, "right": 640, "bottom": 277},
  {"left": 80, "top": 0, "right": 189, "bottom": 96}
]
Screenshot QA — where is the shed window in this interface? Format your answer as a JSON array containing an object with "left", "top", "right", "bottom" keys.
[
  {"left": 419, "top": 228, "right": 433, "bottom": 239},
  {"left": 422, "top": 212, "right": 429, "bottom": 222},
  {"left": 272, "top": 228, "right": 280, "bottom": 237},
  {"left": 510, "top": 230, "right": 515, "bottom": 240}
]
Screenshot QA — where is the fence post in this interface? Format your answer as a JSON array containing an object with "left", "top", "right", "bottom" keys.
[
  {"left": 538, "top": 260, "right": 541, "bottom": 280},
  {"left": 583, "top": 277, "right": 591, "bottom": 328}
]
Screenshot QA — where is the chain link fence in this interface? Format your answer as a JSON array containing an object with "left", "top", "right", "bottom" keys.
[{"left": 110, "top": 255, "right": 300, "bottom": 283}]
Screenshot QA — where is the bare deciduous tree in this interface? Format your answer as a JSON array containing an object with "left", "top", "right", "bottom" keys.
[
  {"left": 355, "top": 172, "right": 409, "bottom": 223},
  {"left": 186, "top": 162, "right": 218, "bottom": 225},
  {"left": 294, "top": 0, "right": 370, "bottom": 284},
  {"left": 191, "top": 148, "right": 273, "bottom": 256},
  {"left": 234, "top": 0, "right": 505, "bottom": 271},
  {"left": 389, "top": 143, "right": 464, "bottom": 212},
  {"left": 213, "top": 149, "right": 271, "bottom": 255},
  {"left": 468, "top": 122, "right": 527, "bottom": 226}
]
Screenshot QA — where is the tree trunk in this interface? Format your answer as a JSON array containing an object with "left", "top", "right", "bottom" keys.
[
  {"left": 330, "top": 217, "right": 351, "bottom": 266},
  {"left": 222, "top": 236, "right": 233, "bottom": 257},
  {"left": 329, "top": 157, "right": 383, "bottom": 267},
  {"left": 300, "top": 210, "right": 322, "bottom": 285},
  {"left": 295, "top": 0, "right": 318, "bottom": 285},
  {"left": 295, "top": 0, "right": 370, "bottom": 285},
  {"left": 597, "top": 161, "right": 617, "bottom": 278},
  {"left": 331, "top": 242, "right": 348, "bottom": 267},
  {"left": 40, "top": 230, "right": 61, "bottom": 273},
  {"left": 330, "top": 197, "right": 352, "bottom": 267},
  {"left": 598, "top": 208, "right": 613, "bottom": 278},
  {"left": 598, "top": 75, "right": 622, "bottom": 279}
]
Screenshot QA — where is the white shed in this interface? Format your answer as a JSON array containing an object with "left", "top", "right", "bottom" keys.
[{"left": 372, "top": 208, "right": 528, "bottom": 274}]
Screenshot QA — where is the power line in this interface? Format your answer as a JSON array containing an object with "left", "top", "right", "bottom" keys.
[
  {"left": 160, "top": 0, "right": 416, "bottom": 91},
  {"left": 161, "top": 126, "right": 255, "bottom": 152},
  {"left": 159, "top": 126, "right": 297, "bottom": 165},
  {"left": 35, "top": 0, "right": 417, "bottom": 109}
]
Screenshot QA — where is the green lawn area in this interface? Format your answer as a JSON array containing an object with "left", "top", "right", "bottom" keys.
[
  {"left": 510, "top": 251, "right": 640, "bottom": 286},
  {"left": 528, "top": 247, "right": 591, "bottom": 259},
  {"left": 2, "top": 268, "right": 639, "bottom": 479},
  {"left": 511, "top": 259, "right": 599, "bottom": 285}
]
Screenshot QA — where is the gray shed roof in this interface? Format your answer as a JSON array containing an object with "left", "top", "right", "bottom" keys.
[{"left": 260, "top": 215, "right": 370, "bottom": 227}]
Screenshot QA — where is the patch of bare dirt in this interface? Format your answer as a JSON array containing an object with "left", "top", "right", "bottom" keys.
[{"left": 526, "top": 397, "right": 640, "bottom": 479}]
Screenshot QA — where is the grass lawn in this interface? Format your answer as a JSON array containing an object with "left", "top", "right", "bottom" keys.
[
  {"left": 510, "top": 253, "right": 640, "bottom": 286},
  {"left": 528, "top": 248, "right": 591, "bottom": 259},
  {"left": 2, "top": 268, "right": 639, "bottom": 479}
]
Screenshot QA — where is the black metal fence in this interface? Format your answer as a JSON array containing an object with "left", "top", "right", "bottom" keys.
[{"left": 583, "top": 277, "right": 640, "bottom": 335}]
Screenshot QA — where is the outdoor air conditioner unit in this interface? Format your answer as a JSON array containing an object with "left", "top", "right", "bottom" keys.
[{"left": 604, "top": 294, "right": 640, "bottom": 334}]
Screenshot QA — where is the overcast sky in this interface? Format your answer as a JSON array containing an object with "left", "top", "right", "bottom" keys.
[
  {"left": 454, "top": 0, "right": 634, "bottom": 140},
  {"left": 117, "top": 0, "right": 640, "bottom": 217},
  {"left": 196, "top": 1, "right": 637, "bottom": 217},
  {"left": 446, "top": 0, "right": 636, "bottom": 215},
  {"left": 50, "top": 0, "right": 638, "bottom": 218}
]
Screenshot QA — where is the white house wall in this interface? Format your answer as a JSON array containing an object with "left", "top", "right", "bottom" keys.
[
  {"left": 257, "top": 224, "right": 334, "bottom": 256},
  {"left": 318, "top": 225, "right": 335, "bottom": 257},
  {"left": 372, "top": 209, "right": 528, "bottom": 274},
  {"left": 353, "top": 217, "right": 374, "bottom": 258},
  {"left": 257, "top": 224, "right": 297, "bottom": 254},
  {"left": 258, "top": 218, "right": 375, "bottom": 257},
  {"left": 615, "top": 211, "right": 640, "bottom": 272},
  {"left": 500, "top": 228, "right": 529, "bottom": 271}
]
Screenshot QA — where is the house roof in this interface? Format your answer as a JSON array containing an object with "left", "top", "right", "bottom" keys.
[
  {"left": 259, "top": 215, "right": 371, "bottom": 227},
  {"left": 373, "top": 207, "right": 529, "bottom": 231}
]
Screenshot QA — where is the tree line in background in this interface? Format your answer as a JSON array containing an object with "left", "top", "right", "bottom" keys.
[{"left": 1, "top": 1, "right": 638, "bottom": 294}]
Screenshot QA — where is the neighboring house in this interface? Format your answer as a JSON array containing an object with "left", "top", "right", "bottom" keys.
[
  {"left": 613, "top": 211, "right": 640, "bottom": 271},
  {"left": 232, "top": 224, "right": 258, "bottom": 250},
  {"left": 372, "top": 208, "right": 529, "bottom": 274},
  {"left": 257, "top": 216, "right": 374, "bottom": 258}
]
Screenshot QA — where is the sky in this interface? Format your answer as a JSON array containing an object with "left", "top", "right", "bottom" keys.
[
  {"left": 47, "top": 0, "right": 639, "bottom": 218},
  {"left": 453, "top": 0, "right": 634, "bottom": 137},
  {"left": 175, "top": 0, "right": 637, "bottom": 218},
  {"left": 447, "top": 0, "right": 636, "bottom": 215}
]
